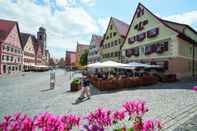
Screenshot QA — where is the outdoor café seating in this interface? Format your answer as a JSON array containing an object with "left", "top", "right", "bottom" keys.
[{"left": 87, "top": 61, "right": 159, "bottom": 91}]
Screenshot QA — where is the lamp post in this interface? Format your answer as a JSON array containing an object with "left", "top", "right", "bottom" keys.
[{"left": 192, "top": 42, "right": 195, "bottom": 80}]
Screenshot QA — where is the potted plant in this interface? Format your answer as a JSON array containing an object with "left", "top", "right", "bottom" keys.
[{"left": 70, "top": 78, "right": 81, "bottom": 91}]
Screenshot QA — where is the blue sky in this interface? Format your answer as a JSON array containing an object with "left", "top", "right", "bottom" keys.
[{"left": 0, "top": 0, "right": 197, "bottom": 59}]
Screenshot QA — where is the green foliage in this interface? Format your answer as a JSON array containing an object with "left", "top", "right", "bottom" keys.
[
  {"left": 80, "top": 49, "right": 89, "bottom": 66},
  {"left": 71, "top": 78, "right": 81, "bottom": 85},
  {"left": 127, "top": 128, "right": 134, "bottom": 131}
]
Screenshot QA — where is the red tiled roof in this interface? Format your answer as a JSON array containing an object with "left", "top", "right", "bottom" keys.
[
  {"left": 0, "top": 19, "right": 16, "bottom": 42},
  {"left": 92, "top": 34, "right": 103, "bottom": 46},
  {"left": 112, "top": 17, "right": 129, "bottom": 37},
  {"left": 77, "top": 42, "right": 89, "bottom": 49}
]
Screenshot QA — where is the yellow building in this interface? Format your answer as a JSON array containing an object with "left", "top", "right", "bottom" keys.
[
  {"left": 101, "top": 17, "right": 129, "bottom": 62},
  {"left": 122, "top": 3, "right": 197, "bottom": 79},
  {"left": 76, "top": 42, "right": 89, "bottom": 67}
]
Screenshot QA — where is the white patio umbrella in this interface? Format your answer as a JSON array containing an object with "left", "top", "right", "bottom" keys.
[
  {"left": 100, "top": 61, "right": 128, "bottom": 68},
  {"left": 127, "top": 62, "right": 161, "bottom": 68},
  {"left": 87, "top": 61, "right": 128, "bottom": 69},
  {"left": 87, "top": 62, "right": 102, "bottom": 68},
  {"left": 127, "top": 62, "right": 150, "bottom": 68}
]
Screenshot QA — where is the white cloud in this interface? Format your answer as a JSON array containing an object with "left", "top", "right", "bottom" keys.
[
  {"left": 0, "top": 0, "right": 99, "bottom": 58},
  {"left": 164, "top": 10, "right": 197, "bottom": 25},
  {"left": 80, "top": 0, "right": 96, "bottom": 6},
  {"left": 98, "top": 17, "right": 110, "bottom": 33}
]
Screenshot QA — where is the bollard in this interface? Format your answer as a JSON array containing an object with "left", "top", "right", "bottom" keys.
[{"left": 50, "top": 69, "right": 55, "bottom": 89}]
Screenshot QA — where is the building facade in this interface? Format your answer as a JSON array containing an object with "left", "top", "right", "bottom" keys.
[
  {"left": 122, "top": 3, "right": 197, "bottom": 79},
  {"left": 0, "top": 19, "right": 23, "bottom": 75},
  {"left": 65, "top": 51, "right": 77, "bottom": 69},
  {"left": 34, "top": 42, "right": 42, "bottom": 66},
  {"left": 100, "top": 17, "right": 129, "bottom": 62},
  {"left": 76, "top": 42, "right": 89, "bottom": 67},
  {"left": 88, "top": 34, "right": 102, "bottom": 64},
  {"left": 21, "top": 33, "right": 36, "bottom": 71}
]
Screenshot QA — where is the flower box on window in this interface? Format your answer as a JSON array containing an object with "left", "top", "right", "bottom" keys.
[
  {"left": 147, "top": 28, "right": 159, "bottom": 38},
  {"left": 128, "top": 36, "right": 136, "bottom": 44},
  {"left": 136, "top": 32, "right": 146, "bottom": 41}
]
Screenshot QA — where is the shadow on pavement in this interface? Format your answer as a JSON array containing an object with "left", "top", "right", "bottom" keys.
[
  {"left": 40, "top": 88, "right": 54, "bottom": 92},
  {"left": 72, "top": 97, "right": 90, "bottom": 105}
]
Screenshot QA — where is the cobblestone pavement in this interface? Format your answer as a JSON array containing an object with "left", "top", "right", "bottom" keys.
[{"left": 0, "top": 69, "right": 197, "bottom": 130}]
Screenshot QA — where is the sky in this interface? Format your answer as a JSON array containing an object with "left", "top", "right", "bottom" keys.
[{"left": 0, "top": 0, "right": 197, "bottom": 59}]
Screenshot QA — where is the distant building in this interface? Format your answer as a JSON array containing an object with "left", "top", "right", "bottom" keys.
[
  {"left": 45, "top": 49, "right": 50, "bottom": 66},
  {"left": 33, "top": 42, "right": 42, "bottom": 66},
  {"left": 88, "top": 34, "right": 103, "bottom": 64},
  {"left": 100, "top": 17, "right": 129, "bottom": 62},
  {"left": 0, "top": 19, "right": 23, "bottom": 74},
  {"left": 121, "top": 3, "right": 197, "bottom": 79},
  {"left": 76, "top": 42, "right": 89, "bottom": 67},
  {"left": 21, "top": 33, "right": 36, "bottom": 71},
  {"left": 65, "top": 51, "right": 77, "bottom": 69}
]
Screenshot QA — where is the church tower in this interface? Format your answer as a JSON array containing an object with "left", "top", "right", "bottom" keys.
[{"left": 37, "top": 27, "right": 47, "bottom": 55}]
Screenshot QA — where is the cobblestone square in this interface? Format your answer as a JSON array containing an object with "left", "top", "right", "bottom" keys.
[{"left": 0, "top": 70, "right": 197, "bottom": 130}]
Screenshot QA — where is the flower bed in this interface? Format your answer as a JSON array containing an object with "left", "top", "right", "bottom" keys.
[{"left": 0, "top": 100, "right": 162, "bottom": 131}]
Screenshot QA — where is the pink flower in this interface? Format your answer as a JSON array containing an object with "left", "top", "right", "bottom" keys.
[
  {"left": 143, "top": 119, "right": 154, "bottom": 131},
  {"left": 123, "top": 100, "right": 148, "bottom": 118},
  {"left": 192, "top": 86, "right": 197, "bottom": 91},
  {"left": 112, "top": 109, "right": 125, "bottom": 121}
]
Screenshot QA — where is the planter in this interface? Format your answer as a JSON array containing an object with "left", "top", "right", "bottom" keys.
[{"left": 70, "top": 83, "right": 81, "bottom": 91}]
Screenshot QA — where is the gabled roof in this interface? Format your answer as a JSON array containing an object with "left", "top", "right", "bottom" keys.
[
  {"left": 112, "top": 17, "right": 129, "bottom": 37},
  {"left": 21, "top": 33, "right": 30, "bottom": 49},
  {"left": 0, "top": 19, "right": 16, "bottom": 42},
  {"left": 0, "top": 19, "right": 23, "bottom": 48},
  {"left": 101, "top": 17, "right": 129, "bottom": 47},
  {"left": 21, "top": 33, "right": 38, "bottom": 49},
  {"left": 122, "top": 3, "right": 197, "bottom": 48},
  {"left": 91, "top": 34, "right": 103, "bottom": 46}
]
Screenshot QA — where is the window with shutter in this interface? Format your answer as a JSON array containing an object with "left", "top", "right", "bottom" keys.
[
  {"left": 128, "top": 36, "right": 136, "bottom": 44},
  {"left": 136, "top": 32, "right": 146, "bottom": 41},
  {"left": 147, "top": 28, "right": 159, "bottom": 38}
]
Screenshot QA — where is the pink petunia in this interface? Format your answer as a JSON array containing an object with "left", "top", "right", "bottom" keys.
[{"left": 192, "top": 86, "right": 197, "bottom": 91}]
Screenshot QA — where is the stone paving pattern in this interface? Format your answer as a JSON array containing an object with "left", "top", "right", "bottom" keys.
[{"left": 0, "top": 69, "right": 197, "bottom": 130}]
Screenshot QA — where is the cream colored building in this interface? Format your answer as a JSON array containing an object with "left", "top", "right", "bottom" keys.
[
  {"left": 121, "top": 3, "right": 197, "bottom": 79},
  {"left": 101, "top": 17, "right": 129, "bottom": 62},
  {"left": 21, "top": 33, "right": 36, "bottom": 71}
]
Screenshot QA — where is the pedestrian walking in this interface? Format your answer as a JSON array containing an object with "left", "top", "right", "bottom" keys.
[
  {"left": 50, "top": 69, "right": 56, "bottom": 89},
  {"left": 78, "top": 72, "right": 91, "bottom": 100}
]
